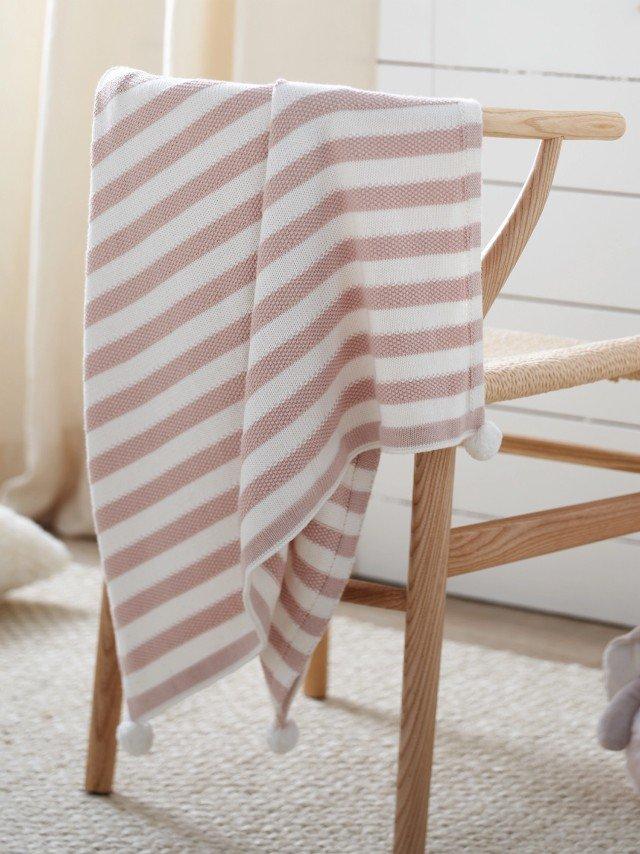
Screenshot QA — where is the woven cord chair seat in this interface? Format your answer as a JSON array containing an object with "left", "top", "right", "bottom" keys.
[{"left": 484, "top": 327, "right": 640, "bottom": 403}]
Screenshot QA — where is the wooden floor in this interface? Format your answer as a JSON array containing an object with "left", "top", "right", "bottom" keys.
[{"left": 340, "top": 595, "right": 625, "bottom": 669}]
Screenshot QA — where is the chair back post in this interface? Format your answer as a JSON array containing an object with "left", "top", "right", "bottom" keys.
[
  {"left": 478, "top": 107, "right": 625, "bottom": 317},
  {"left": 481, "top": 137, "right": 561, "bottom": 316}
]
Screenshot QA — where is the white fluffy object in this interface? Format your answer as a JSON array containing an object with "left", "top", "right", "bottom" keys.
[
  {"left": 267, "top": 718, "right": 299, "bottom": 754},
  {"left": 463, "top": 420, "right": 503, "bottom": 461},
  {"left": 117, "top": 719, "right": 154, "bottom": 755},
  {"left": 0, "top": 504, "right": 71, "bottom": 594},
  {"left": 600, "top": 626, "right": 640, "bottom": 795}
]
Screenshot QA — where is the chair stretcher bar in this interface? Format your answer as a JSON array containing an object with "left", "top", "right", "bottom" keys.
[{"left": 345, "top": 491, "right": 640, "bottom": 611}]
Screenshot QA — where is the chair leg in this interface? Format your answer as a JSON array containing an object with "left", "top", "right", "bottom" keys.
[
  {"left": 85, "top": 583, "right": 122, "bottom": 794},
  {"left": 394, "top": 447, "right": 456, "bottom": 853},
  {"left": 304, "top": 629, "right": 329, "bottom": 699}
]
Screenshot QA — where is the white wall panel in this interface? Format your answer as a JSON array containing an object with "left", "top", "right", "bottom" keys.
[
  {"left": 432, "top": 0, "right": 640, "bottom": 79},
  {"left": 378, "top": 0, "right": 432, "bottom": 63},
  {"left": 483, "top": 183, "right": 640, "bottom": 311}
]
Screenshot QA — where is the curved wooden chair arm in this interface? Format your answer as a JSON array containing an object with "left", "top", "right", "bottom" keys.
[{"left": 479, "top": 108, "right": 625, "bottom": 316}]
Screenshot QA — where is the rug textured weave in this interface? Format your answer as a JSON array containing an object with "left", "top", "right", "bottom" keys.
[{"left": 1, "top": 562, "right": 638, "bottom": 853}]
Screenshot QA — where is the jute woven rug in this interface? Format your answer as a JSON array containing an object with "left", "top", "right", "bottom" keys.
[{"left": 1, "top": 559, "right": 638, "bottom": 852}]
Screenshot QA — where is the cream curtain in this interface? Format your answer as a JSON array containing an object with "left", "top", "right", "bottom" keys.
[{"left": 0, "top": 0, "right": 377, "bottom": 536}]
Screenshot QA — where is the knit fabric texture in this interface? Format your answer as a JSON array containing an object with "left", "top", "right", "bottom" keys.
[{"left": 84, "top": 68, "right": 484, "bottom": 733}]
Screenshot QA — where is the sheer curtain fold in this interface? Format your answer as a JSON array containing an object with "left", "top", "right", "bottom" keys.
[{"left": 0, "top": 0, "right": 377, "bottom": 536}]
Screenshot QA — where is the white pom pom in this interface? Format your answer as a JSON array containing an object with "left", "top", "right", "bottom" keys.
[
  {"left": 463, "top": 420, "right": 502, "bottom": 461},
  {"left": 266, "top": 718, "right": 299, "bottom": 754},
  {"left": 117, "top": 719, "right": 153, "bottom": 755}
]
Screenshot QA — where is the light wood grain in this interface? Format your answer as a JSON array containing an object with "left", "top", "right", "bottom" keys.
[
  {"left": 482, "top": 137, "right": 561, "bottom": 314},
  {"left": 394, "top": 447, "right": 456, "bottom": 854},
  {"left": 85, "top": 585, "right": 121, "bottom": 795},
  {"left": 344, "top": 577, "right": 407, "bottom": 610},
  {"left": 448, "top": 491, "right": 640, "bottom": 577},
  {"left": 303, "top": 630, "right": 329, "bottom": 700},
  {"left": 500, "top": 434, "right": 640, "bottom": 473},
  {"left": 482, "top": 107, "right": 625, "bottom": 140}
]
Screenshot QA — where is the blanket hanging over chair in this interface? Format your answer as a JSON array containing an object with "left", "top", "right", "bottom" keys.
[{"left": 84, "top": 67, "right": 497, "bottom": 754}]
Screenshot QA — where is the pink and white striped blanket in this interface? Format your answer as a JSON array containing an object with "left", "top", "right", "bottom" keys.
[{"left": 84, "top": 68, "right": 487, "bottom": 753}]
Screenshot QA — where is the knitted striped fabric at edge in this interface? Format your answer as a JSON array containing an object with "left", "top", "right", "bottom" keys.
[{"left": 84, "top": 68, "right": 498, "bottom": 754}]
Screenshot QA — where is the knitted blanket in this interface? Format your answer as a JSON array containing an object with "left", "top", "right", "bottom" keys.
[{"left": 84, "top": 68, "right": 492, "bottom": 754}]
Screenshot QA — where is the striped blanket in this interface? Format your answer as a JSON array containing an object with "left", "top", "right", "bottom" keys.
[{"left": 84, "top": 68, "right": 488, "bottom": 754}]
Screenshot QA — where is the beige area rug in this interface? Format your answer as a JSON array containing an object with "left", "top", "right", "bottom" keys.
[{"left": 1, "top": 560, "right": 638, "bottom": 853}]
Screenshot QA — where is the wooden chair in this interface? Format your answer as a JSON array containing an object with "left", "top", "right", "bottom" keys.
[{"left": 85, "top": 107, "right": 639, "bottom": 852}]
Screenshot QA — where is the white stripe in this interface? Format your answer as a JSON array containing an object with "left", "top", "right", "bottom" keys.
[
  {"left": 93, "top": 75, "right": 166, "bottom": 141},
  {"left": 379, "top": 383, "right": 485, "bottom": 429},
  {"left": 374, "top": 341, "right": 484, "bottom": 383},
  {"left": 310, "top": 498, "right": 364, "bottom": 537}
]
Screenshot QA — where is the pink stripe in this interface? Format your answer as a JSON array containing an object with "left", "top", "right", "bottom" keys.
[
  {"left": 85, "top": 254, "right": 257, "bottom": 378},
  {"left": 86, "top": 193, "right": 262, "bottom": 326},
  {"left": 114, "top": 541, "right": 241, "bottom": 627},
  {"left": 365, "top": 272, "right": 481, "bottom": 309},
  {"left": 95, "top": 431, "right": 241, "bottom": 531},
  {"left": 354, "top": 448, "right": 383, "bottom": 471},
  {"left": 259, "top": 175, "right": 480, "bottom": 270},
  {"left": 94, "top": 70, "right": 151, "bottom": 117},
  {"left": 381, "top": 408, "right": 484, "bottom": 448},
  {"left": 92, "top": 79, "right": 210, "bottom": 166},
  {"left": 104, "top": 486, "right": 238, "bottom": 580},
  {"left": 89, "top": 373, "right": 245, "bottom": 482},
  {"left": 88, "top": 133, "right": 268, "bottom": 273},
  {"left": 127, "top": 631, "right": 258, "bottom": 720},
  {"left": 372, "top": 319, "right": 482, "bottom": 359},
  {"left": 290, "top": 548, "right": 348, "bottom": 599},
  {"left": 265, "top": 130, "right": 482, "bottom": 207},
  {"left": 302, "top": 519, "right": 359, "bottom": 558},
  {"left": 324, "top": 482, "right": 371, "bottom": 514},
  {"left": 279, "top": 578, "right": 332, "bottom": 638},
  {"left": 253, "top": 226, "right": 481, "bottom": 331},
  {"left": 261, "top": 661, "right": 290, "bottom": 706},
  {"left": 86, "top": 312, "right": 250, "bottom": 431},
  {"left": 249, "top": 586, "right": 273, "bottom": 638},
  {"left": 377, "top": 364, "right": 483, "bottom": 404},
  {"left": 239, "top": 377, "right": 376, "bottom": 515},
  {"left": 241, "top": 425, "right": 381, "bottom": 569},
  {"left": 91, "top": 87, "right": 271, "bottom": 219},
  {"left": 268, "top": 624, "right": 307, "bottom": 672},
  {"left": 123, "top": 590, "right": 244, "bottom": 674},
  {"left": 270, "top": 86, "right": 458, "bottom": 146}
]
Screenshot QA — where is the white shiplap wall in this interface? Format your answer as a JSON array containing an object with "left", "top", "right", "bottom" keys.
[{"left": 356, "top": 0, "right": 640, "bottom": 625}]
